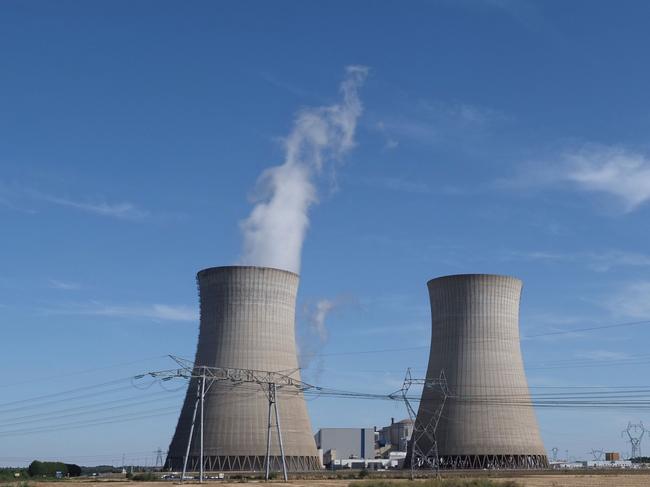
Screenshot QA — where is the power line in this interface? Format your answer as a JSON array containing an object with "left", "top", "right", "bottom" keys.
[
  {"left": 0, "top": 355, "right": 169, "bottom": 389},
  {"left": 523, "top": 319, "right": 650, "bottom": 338},
  {"left": 297, "top": 318, "right": 650, "bottom": 360},
  {"left": 0, "top": 377, "right": 133, "bottom": 410}
]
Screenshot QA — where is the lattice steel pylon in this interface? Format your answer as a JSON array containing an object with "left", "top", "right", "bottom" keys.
[
  {"left": 155, "top": 448, "right": 164, "bottom": 469},
  {"left": 390, "top": 368, "right": 450, "bottom": 479},
  {"left": 135, "top": 355, "right": 317, "bottom": 483},
  {"left": 589, "top": 449, "right": 604, "bottom": 461},
  {"left": 622, "top": 421, "right": 647, "bottom": 459}
]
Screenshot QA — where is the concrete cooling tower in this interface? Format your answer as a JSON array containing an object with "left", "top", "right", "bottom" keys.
[
  {"left": 412, "top": 274, "right": 548, "bottom": 469},
  {"left": 165, "top": 266, "right": 320, "bottom": 472}
]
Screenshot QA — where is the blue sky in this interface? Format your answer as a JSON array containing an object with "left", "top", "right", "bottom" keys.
[{"left": 2, "top": 0, "right": 650, "bottom": 466}]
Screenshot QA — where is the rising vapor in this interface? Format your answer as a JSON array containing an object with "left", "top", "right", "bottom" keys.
[{"left": 239, "top": 66, "right": 368, "bottom": 273}]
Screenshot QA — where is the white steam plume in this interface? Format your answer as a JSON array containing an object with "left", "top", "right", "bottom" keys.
[
  {"left": 239, "top": 66, "right": 368, "bottom": 273},
  {"left": 308, "top": 298, "right": 335, "bottom": 342},
  {"left": 297, "top": 297, "right": 343, "bottom": 380}
]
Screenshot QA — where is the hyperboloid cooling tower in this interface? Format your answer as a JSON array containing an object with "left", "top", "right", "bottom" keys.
[
  {"left": 412, "top": 274, "right": 548, "bottom": 469},
  {"left": 165, "top": 266, "right": 320, "bottom": 472}
]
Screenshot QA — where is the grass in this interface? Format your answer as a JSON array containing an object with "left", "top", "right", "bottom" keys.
[{"left": 350, "top": 480, "right": 522, "bottom": 487}]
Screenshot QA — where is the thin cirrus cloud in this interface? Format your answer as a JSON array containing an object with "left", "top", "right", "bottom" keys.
[
  {"left": 30, "top": 191, "right": 150, "bottom": 220},
  {"left": 48, "top": 279, "right": 81, "bottom": 291},
  {"left": 565, "top": 146, "right": 650, "bottom": 211},
  {"left": 44, "top": 302, "right": 198, "bottom": 322},
  {"left": 368, "top": 177, "right": 431, "bottom": 194},
  {"left": 506, "top": 249, "right": 650, "bottom": 272},
  {"left": 373, "top": 99, "right": 508, "bottom": 148},
  {"left": 607, "top": 281, "right": 650, "bottom": 319},
  {"left": 0, "top": 183, "right": 150, "bottom": 220},
  {"left": 502, "top": 144, "right": 650, "bottom": 212}
]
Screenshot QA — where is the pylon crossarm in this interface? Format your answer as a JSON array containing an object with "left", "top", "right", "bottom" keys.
[{"left": 139, "top": 360, "right": 316, "bottom": 392}]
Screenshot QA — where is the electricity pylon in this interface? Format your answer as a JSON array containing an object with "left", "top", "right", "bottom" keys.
[
  {"left": 389, "top": 368, "right": 450, "bottom": 479},
  {"left": 622, "top": 421, "right": 647, "bottom": 459},
  {"left": 135, "top": 355, "right": 316, "bottom": 483}
]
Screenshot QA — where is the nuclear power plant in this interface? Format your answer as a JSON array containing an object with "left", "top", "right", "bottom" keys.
[
  {"left": 163, "top": 269, "right": 549, "bottom": 473},
  {"left": 165, "top": 266, "right": 320, "bottom": 472},
  {"left": 411, "top": 274, "right": 548, "bottom": 469}
]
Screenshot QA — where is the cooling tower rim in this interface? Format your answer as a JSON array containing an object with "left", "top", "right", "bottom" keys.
[
  {"left": 427, "top": 273, "right": 522, "bottom": 286},
  {"left": 197, "top": 265, "right": 299, "bottom": 279}
]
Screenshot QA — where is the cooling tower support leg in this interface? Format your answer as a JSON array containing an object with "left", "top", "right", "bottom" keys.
[{"left": 181, "top": 380, "right": 201, "bottom": 484}]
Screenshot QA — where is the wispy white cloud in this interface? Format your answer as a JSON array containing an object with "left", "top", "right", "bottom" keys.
[
  {"left": 521, "top": 312, "right": 590, "bottom": 341},
  {"left": 384, "top": 138, "right": 399, "bottom": 150},
  {"left": 503, "top": 144, "right": 650, "bottom": 212},
  {"left": 44, "top": 302, "right": 198, "bottom": 322},
  {"left": 367, "top": 177, "right": 430, "bottom": 194},
  {"left": 0, "top": 193, "right": 37, "bottom": 214},
  {"left": 349, "top": 322, "right": 428, "bottom": 337},
  {"left": 32, "top": 192, "right": 150, "bottom": 220},
  {"left": 0, "top": 182, "right": 150, "bottom": 220},
  {"left": 373, "top": 99, "right": 508, "bottom": 150},
  {"left": 417, "top": 99, "right": 509, "bottom": 126},
  {"left": 608, "top": 281, "right": 650, "bottom": 319},
  {"left": 48, "top": 279, "right": 81, "bottom": 291},
  {"left": 506, "top": 249, "right": 650, "bottom": 272},
  {"left": 574, "top": 350, "right": 630, "bottom": 361},
  {"left": 260, "top": 71, "right": 318, "bottom": 99}
]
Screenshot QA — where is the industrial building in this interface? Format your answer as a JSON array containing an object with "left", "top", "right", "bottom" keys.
[
  {"left": 314, "top": 419, "right": 413, "bottom": 469},
  {"left": 165, "top": 266, "right": 320, "bottom": 472},
  {"left": 314, "top": 428, "right": 375, "bottom": 467},
  {"left": 411, "top": 274, "right": 548, "bottom": 469},
  {"left": 378, "top": 418, "right": 413, "bottom": 454}
]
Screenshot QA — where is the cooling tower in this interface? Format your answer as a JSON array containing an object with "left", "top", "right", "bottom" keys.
[
  {"left": 412, "top": 274, "right": 548, "bottom": 469},
  {"left": 165, "top": 266, "right": 320, "bottom": 472}
]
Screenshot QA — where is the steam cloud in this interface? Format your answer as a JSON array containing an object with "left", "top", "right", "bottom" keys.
[
  {"left": 309, "top": 299, "right": 335, "bottom": 342},
  {"left": 297, "top": 298, "right": 340, "bottom": 379},
  {"left": 239, "top": 66, "right": 368, "bottom": 273}
]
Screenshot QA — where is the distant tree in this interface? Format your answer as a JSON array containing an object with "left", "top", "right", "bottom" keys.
[
  {"left": 65, "top": 464, "right": 82, "bottom": 477},
  {"left": 27, "top": 461, "right": 44, "bottom": 477},
  {"left": 28, "top": 460, "right": 78, "bottom": 477},
  {"left": 631, "top": 456, "right": 650, "bottom": 463}
]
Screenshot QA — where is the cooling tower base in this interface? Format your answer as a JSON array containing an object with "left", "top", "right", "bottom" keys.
[
  {"left": 438, "top": 454, "right": 549, "bottom": 470},
  {"left": 164, "top": 455, "right": 321, "bottom": 472}
]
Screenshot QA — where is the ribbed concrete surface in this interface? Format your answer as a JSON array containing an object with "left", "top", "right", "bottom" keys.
[
  {"left": 416, "top": 274, "right": 547, "bottom": 462},
  {"left": 166, "top": 266, "right": 319, "bottom": 471}
]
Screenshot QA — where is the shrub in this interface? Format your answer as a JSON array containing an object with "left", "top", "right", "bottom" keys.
[
  {"left": 131, "top": 472, "right": 158, "bottom": 481},
  {"left": 357, "top": 469, "right": 370, "bottom": 479}
]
